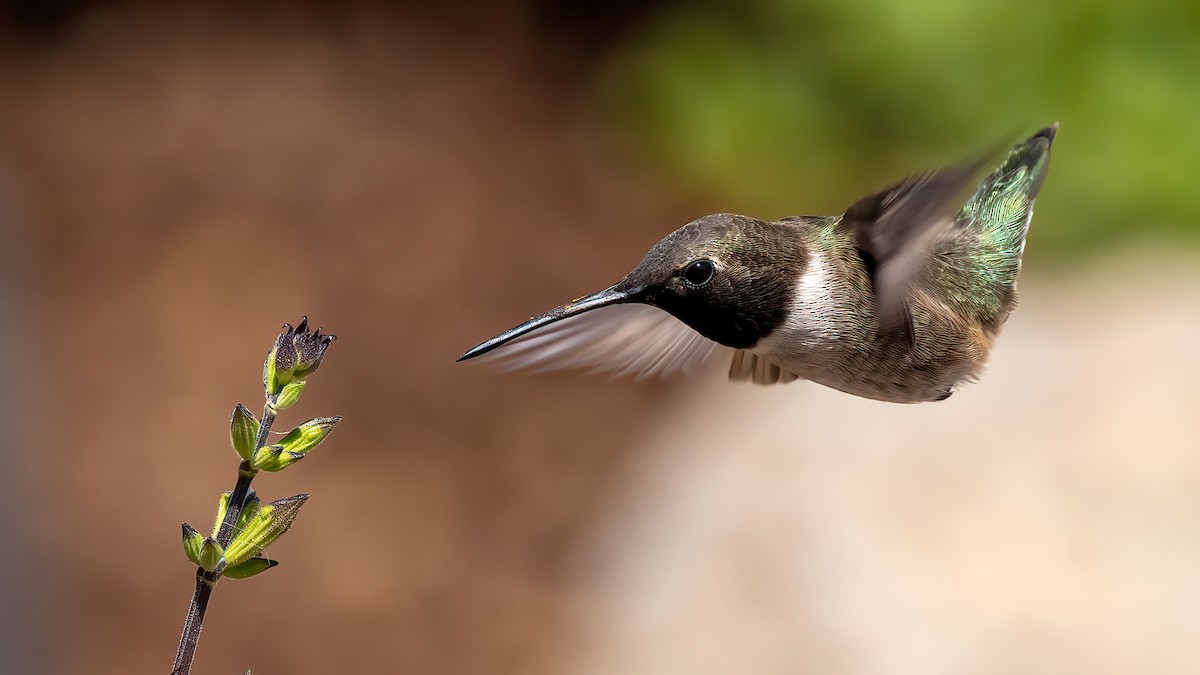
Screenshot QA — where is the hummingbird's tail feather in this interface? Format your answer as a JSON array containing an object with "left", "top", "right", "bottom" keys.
[
  {"left": 927, "top": 124, "right": 1056, "bottom": 332},
  {"left": 969, "top": 123, "right": 1055, "bottom": 250}
]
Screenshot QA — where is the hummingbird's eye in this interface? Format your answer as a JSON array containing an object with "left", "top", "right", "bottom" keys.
[{"left": 682, "top": 259, "right": 716, "bottom": 287}]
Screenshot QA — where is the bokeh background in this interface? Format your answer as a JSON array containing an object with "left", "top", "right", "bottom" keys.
[{"left": 1, "top": 1, "right": 1198, "bottom": 673}]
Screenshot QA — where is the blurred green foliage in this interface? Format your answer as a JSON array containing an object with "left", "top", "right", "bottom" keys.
[{"left": 600, "top": 0, "right": 1200, "bottom": 255}]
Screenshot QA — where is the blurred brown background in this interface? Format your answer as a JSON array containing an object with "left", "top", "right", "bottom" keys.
[
  {"left": 1, "top": 1, "right": 1198, "bottom": 674},
  {"left": 0, "top": 2, "right": 683, "bottom": 672}
]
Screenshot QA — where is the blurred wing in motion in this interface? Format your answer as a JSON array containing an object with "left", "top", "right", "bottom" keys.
[
  {"left": 841, "top": 149, "right": 998, "bottom": 344},
  {"left": 467, "top": 303, "right": 721, "bottom": 379}
]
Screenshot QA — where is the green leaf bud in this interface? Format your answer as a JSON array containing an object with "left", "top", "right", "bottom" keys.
[
  {"left": 197, "top": 537, "right": 225, "bottom": 573},
  {"left": 182, "top": 523, "right": 205, "bottom": 566},
  {"left": 276, "top": 417, "right": 341, "bottom": 456},
  {"left": 230, "top": 403, "right": 260, "bottom": 461},
  {"left": 274, "top": 380, "right": 306, "bottom": 411},
  {"left": 256, "top": 450, "right": 307, "bottom": 472},
  {"left": 223, "top": 557, "right": 278, "bottom": 580},
  {"left": 250, "top": 444, "right": 282, "bottom": 472},
  {"left": 250, "top": 417, "right": 339, "bottom": 472}
]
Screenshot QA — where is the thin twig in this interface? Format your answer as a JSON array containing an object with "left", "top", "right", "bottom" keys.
[
  {"left": 171, "top": 570, "right": 218, "bottom": 675},
  {"left": 171, "top": 395, "right": 277, "bottom": 674}
]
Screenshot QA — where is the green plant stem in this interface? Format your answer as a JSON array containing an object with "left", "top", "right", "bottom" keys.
[
  {"left": 172, "top": 395, "right": 277, "bottom": 675},
  {"left": 215, "top": 396, "right": 276, "bottom": 545},
  {"left": 215, "top": 462, "right": 256, "bottom": 545},
  {"left": 171, "top": 569, "right": 218, "bottom": 675}
]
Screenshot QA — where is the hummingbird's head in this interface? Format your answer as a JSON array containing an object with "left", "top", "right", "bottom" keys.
[
  {"left": 619, "top": 213, "right": 806, "bottom": 348},
  {"left": 456, "top": 213, "right": 806, "bottom": 370}
]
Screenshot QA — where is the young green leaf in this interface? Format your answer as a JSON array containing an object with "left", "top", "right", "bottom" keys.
[
  {"left": 223, "top": 557, "right": 279, "bottom": 580},
  {"left": 223, "top": 494, "right": 308, "bottom": 567}
]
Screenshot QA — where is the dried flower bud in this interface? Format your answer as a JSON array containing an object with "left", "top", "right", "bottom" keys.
[
  {"left": 263, "top": 317, "right": 335, "bottom": 396},
  {"left": 292, "top": 316, "right": 335, "bottom": 380},
  {"left": 264, "top": 324, "right": 298, "bottom": 394}
]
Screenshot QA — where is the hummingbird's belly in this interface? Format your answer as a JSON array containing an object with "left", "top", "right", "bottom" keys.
[
  {"left": 798, "top": 356, "right": 979, "bottom": 403},
  {"left": 757, "top": 308, "right": 991, "bottom": 403},
  {"left": 780, "top": 341, "right": 986, "bottom": 402}
]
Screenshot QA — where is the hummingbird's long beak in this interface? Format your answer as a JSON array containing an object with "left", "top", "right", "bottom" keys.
[{"left": 457, "top": 284, "right": 646, "bottom": 362}]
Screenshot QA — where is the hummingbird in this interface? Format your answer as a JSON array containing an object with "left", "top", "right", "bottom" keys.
[{"left": 458, "top": 125, "right": 1056, "bottom": 403}]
